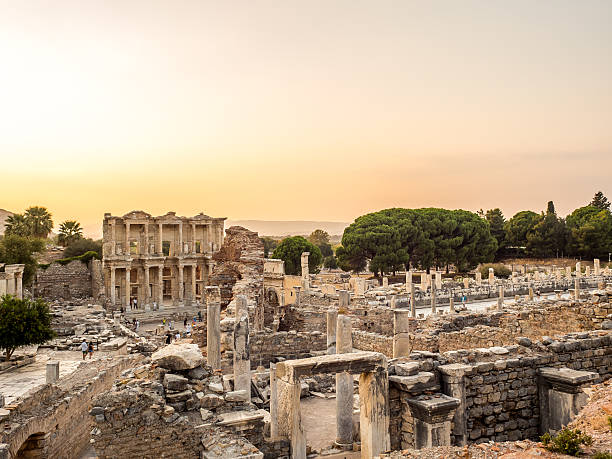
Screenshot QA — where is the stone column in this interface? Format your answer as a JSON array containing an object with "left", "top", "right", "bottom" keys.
[
  {"left": 488, "top": 268, "right": 494, "bottom": 285},
  {"left": 5, "top": 272, "right": 14, "bottom": 296},
  {"left": 475, "top": 271, "right": 482, "bottom": 286},
  {"left": 497, "top": 286, "right": 504, "bottom": 310},
  {"left": 143, "top": 223, "right": 149, "bottom": 255},
  {"left": 157, "top": 266, "right": 164, "bottom": 304},
  {"left": 178, "top": 265, "right": 184, "bottom": 304},
  {"left": 463, "top": 277, "right": 469, "bottom": 289},
  {"left": 143, "top": 266, "right": 150, "bottom": 305},
  {"left": 254, "top": 292, "right": 264, "bottom": 332},
  {"left": 407, "top": 394, "right": 460, "bottom": 449},
  {"left": 15, "top": 272, "right": 23, "bottom": 300},
  {"left": 236, "top": 294, "right": 248, "bottom": 318},
  {"left": 529, "top": 286, "right": 534, "bottom": 301},
  {"left": 382, "top": 277, "right": 388, "bottom": 288},
  {"left": 420, "top": 272, "right": 428, "bottom": 291},
  {"left": 125, "top": 268, "right": 131, "bottom": 307},
  {"left": 393, "top": 309, "right": 411, "bottom": 358},
  {"left": 594, "top": 259, "right": 601, "bottom": 276},
  {"left": 157, "top": 223, "right": 163, "bottom": 254},
  {"left": 410, "top": 283, "right": 416, "bottom": 318},
  {"left": 46, "top": 361, "right": 59, "bottom": 384},
  {"left": 359, "top": 366, "right": 390, "bottom": 458},
  {"left": 269, "top": 363, "right": 278, "bottom": 439},
  {"left": 566, "top": 266, "right": 571, "bottom": 277},
  {"left": 338, "top": 290, "right": 350, "bottom": 308},
  {"left": 435, "top": 271, "right": 442, "bottom": 290},
  {"left": 575, "top": 262, "right": 581, "bottom": 278},
  {"left": 326, "top": 309, "right": 337, "bottom": 354},
  {"left": 585, "top": 266, "right": 591, "bottom": 277},
  {"left": 191, "top": 266, "right": 197, "bottom": 304},
  {"left": 178, "top": 222, "right": 183, "bottom": 255},
  {"left": 449, "top": 297, "right": 455, "bottom": 313},
  {"left": 277, "top": 377, "right": 305, "bottom": 459},
  {"left": 293, "top": 286, "right": 301, "bottom": 307},
  {"left": 439, "top": 363, "right": 471, "bottom": 446},
  {"left": 405, "top": 270, "right": 412, "bottom": 293},
  {"left": 430, "top": 274, "right": 437, "bottom": 314},
  {"left": 574, "top": 278, "right": 580, "bottom": 301},
  {"left": 336, "top": 315, "right": 353, "bottom": 449},
  {"left": 124, "top": 222, "right": 130, "bottom": 255},
  {"left": 233, "top": 311, "right": 251, "bottom": 403},
  {"left": 109, "top": 267, "right": 116, "bottom": 306},
  {"left": 206, "top": 286, "right": 221, "bottom": 370},
  {"left": 301, "top": 252, "right": 310, "bottom": 291},
  {"left": 110, "top": 221, "right": 116, "bottom": 255},
  {"left": 538, "top": 367, "right": 597, "bottom": 434}
]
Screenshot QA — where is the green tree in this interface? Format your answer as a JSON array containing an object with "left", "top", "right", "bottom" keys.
[
  {"left": 24, "top": 206, "right": 54, "bottom": 239},
  {"left": 271, "top": 236, "right": 322, "bottom": 275},
  {"left": 323, "top": 255, "right": 338, "bottom": 269},
  {"left": 504, "top": 210, "right": 539, "bottom": 247},
  {"left": 0, "top": 295, "right": 55, "bottom": 361},
  {"left": 566, "top": 205, "right": 612, "bottom": 258},
  {"left": 308, "top": 229, "right": 333, "bottom": 257},
  {"left": 4, "top": 214, "right": 30, "bottom": 237},
  {"left": 526, "top": 202, "right": 566, "bottom": 258},
  {"left": 260, "top": 237, "right": 279, "bottom": 258},
  {"left": 590, "top": 191, "right": 611, "bottom": 211},
  {"left": 337, "top": 208, "right": 496, "bottom": 274},
  {"left": 484, "top": 208, "right": 506, "bottom": 256},
  {"left": 58, "top": 220, "right": 83, "bottom": 246},
  {"left": 0, "top": 235, "right": 45, "bottom": 284},
  {"left": 62, "top": 238, "right": 102, "bottom": 259}
]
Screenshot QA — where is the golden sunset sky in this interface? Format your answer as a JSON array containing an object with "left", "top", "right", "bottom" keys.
[{"left": 1, "top": 0, "right": 611, "bottom": 236}]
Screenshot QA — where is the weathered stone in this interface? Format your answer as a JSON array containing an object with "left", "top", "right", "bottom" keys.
[
  {"left": 163, "top": 374, "right": 189, "bottom": 391},
  {"left": 152, "top": 343, "right": 205, "bottom": 371}
]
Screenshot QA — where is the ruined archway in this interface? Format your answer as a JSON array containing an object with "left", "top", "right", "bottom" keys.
[{"left": 15, "top": 432, "right": 48, "bottom": 458}]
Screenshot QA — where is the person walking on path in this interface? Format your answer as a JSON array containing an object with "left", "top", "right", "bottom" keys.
[
  {"left": 80, "top": 340, "right": 88, "bottom": 360},
  {"left": 87, "top": 341, "right": 94, "bottom": 359}
]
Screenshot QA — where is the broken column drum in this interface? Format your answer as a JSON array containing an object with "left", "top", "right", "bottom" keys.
[
  {"left": 336, "top": 314, "right": 353, "bottom": 449},
  {"left": 326, "top": 309, "right": 338, "bottom": 355}
]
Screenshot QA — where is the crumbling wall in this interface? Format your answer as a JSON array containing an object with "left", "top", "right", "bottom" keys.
[
  {"left": 209, "top": 226, "right": 264, "bottom": 312},
  {"left": 33, "top": 260, "right": 93, "bottom": 300}
]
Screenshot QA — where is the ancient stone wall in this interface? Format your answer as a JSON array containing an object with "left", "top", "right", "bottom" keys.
[
  {"left": 0, "top": 356, "right": 140, "bottom": 459},
  {"left": 33, "top": 260, "right": 94, "bottom": 300}
]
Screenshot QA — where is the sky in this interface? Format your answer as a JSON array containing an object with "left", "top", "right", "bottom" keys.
[{"left": 1, "top": 0, "right": 611, "bottom": 237}]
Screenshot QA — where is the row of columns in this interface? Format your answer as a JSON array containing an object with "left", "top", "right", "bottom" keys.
[
  {"left": 108, "top": 220, "right": 218, "bottom": 257},
  {"left": 0, "top": 267, "right": 24, "bottom": 300},
  {"left": 108, "top": 264, "right": 205, "bottom": 307}
]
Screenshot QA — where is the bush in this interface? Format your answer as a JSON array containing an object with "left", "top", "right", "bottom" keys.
[
  {"left": 608, "top": 415, "right": 612, "bottom": 431},
  {"left": 593, "top": 452, "right": 612, "bottom": 459},
  {"left": 39, "top": 251, "right": 100, "bottom": 270},
  {"left": 540, "top": 428, "right": 592, "bottom": 456},
  {"left": 480, "top": 263, "right": 511, "bottom": 279},
  {"left": 63, "top": 238, "right": 102, "bottom": 259}
]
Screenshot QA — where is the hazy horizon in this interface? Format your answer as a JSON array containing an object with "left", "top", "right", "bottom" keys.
[{"left": 1, "top": 0, "right": 611, "bottom": 232}]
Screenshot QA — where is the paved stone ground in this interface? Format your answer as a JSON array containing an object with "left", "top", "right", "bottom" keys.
[{"left": 0, "top": 351, "right": 85, "bottom": 404}]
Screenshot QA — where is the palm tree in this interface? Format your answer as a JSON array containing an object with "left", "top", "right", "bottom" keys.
[
  {"left": 24, "top": 206, "right": 54, "bottom": 239},
  {"left": 4, "top": 213, "right": 30, "bottom": 237},
  {"left": 58, "top": 220, "right": 83, "bottom": 246}
]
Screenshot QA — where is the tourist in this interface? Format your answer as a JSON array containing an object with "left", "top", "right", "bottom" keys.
[
  {"left": 183, "top": 318, "right": 187, "bottom": 328},
  {"left": 186, "top": 323, "right": 192, "bottom": 335},
  {"left": 88, "top": 341, "right": 94, "bottom": 359},
  {"left": 80, "top": 340, "right": 88, "bottom": 360},
  {"left": 135, "top": 320, "right": 140, "bottom": 331},
  {"left": 198, "top": 311, "right": 202, "bottom": 322},
  {"left": 134, "top": 298, "right": 138, "bottom": 310},
  {"left": 162, "top": 318, "right": 166, "bottom": 327},
  {"left": 169, "top": 320, "right": 173, "bottom": 330},
  {"left": 175, "top": 332, "right": 181, "bottom": 341},
  {"left": 165, "top": 333, "right": 172, "bottom": 344}
]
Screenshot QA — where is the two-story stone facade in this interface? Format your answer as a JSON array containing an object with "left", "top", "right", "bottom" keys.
[{"left": 102, "top": 211, "right": 226, "bottom": 308}]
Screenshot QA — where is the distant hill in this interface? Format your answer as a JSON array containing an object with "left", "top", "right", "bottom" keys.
[
  {"left": 225, "top": 220, "right": 349, "bottom": 237},
  {"left": 0, "top": 209, "right": 14, "bottom": 235}
]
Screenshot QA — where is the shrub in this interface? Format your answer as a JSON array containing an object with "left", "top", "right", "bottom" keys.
[
  {"left": 608, "top": 415, "right": 612, "bottom": 431},
  {"left": 39, "top": 251, "right": 100, "bottom": 270},
  {"left": 593, "top": 452, "right": 612, "bottom": 459},
  {"left": 540, "top": 428, "right": 592, "bottom": 456},
  {"left": 480, "top": 263, "right": 511, "bottom": 279},
  {"left": 63, "top": 238, "right": 102, "bottom": 259}
]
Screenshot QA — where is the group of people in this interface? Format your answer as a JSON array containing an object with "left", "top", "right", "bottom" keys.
[{"left": 79, "top": 340, "right": 95, "bottom": 360}]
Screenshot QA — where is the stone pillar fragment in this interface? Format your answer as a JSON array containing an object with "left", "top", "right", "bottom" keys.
[
  {"left": 449, "top": 297, "right": 455, "bottom": 313},
  {"left": 143, "top": 266, "right": 150, "bottom": 305},
  {"left": 393, "top": 310, "right": 411, "bottom": 358},
  {"left": 109, "top": 267, "right": 116, "bottom": 306},
  {"left": 594, "top": 259, "right": 601, "bottom": 276},
  {"left": 538, "top": 367, "right": 597, "bottom": 434},
  {"left": 301, "top": 252, "right": 310, "bottom": 291},
  {"left": 529, "top": 287, "right": 534, "bottom": 301},
  {"left": 497, "top": 286, "right": 504, "bottom": 310},
  {"left": 338, "top": 290, "right": 350, "bottom": 308},
  {"left": 336, "top": 315, "right": 353, "bottom": 448},
  {"left": 270, "top": 363, "right": 278, "bottom": 439},
  {"left": 463, "top": 277, "right": 469, "bottom": 289},
  {"left": 435, "top": 271, "right": 442, "bottom": 290},
  {"left": 125, "top": 268, "right": 131, "bottom": 307},
  {"left": 46, "top": 361, "right": 59, "bottom": 384},
  {"left": 407, "top": 394, "right": 460, "bottom": 449},
  {"left": 574, "top": 278, "right": 580, "bottom": 301},
  {"left": 293, "top": 286, "right": 301, "bottom": 307},
  {"left": 236, "top": 294, "right": 248, "bottom": 318},
  {"left": 359, "top": 367, "right": 390, "bottom": 458},
  {"left": 575, "top": 262, "right": 581, "bottom": 278},
  {"left": 277, "top": 377, "right": 305, "bottom": 459},
  {"left": 233, "top": 312, "right": 251, "bottom": 403},
  {"left": 206, "top": 286, "right": 221, "bottom": 370},
  {"left": 326, "top": 309, "right": 338, "bottom": 354},
  {"left": 475, "top": 271, "right": 482, "bottom": 286},
  {"left": 405, "top": 270, "right": 413, "bottom": 292},
  {"left": 488, "top": 268, "right": 494, "bottom": 285},
  {"left": 410, "top": 283, "right": 416, "bottom": 318},
  {"left": 439, "top": 364, "right": 471, "bottom": 446},
  {"left": 430, "top": 274, "right": 437, "bottom": 314}
]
